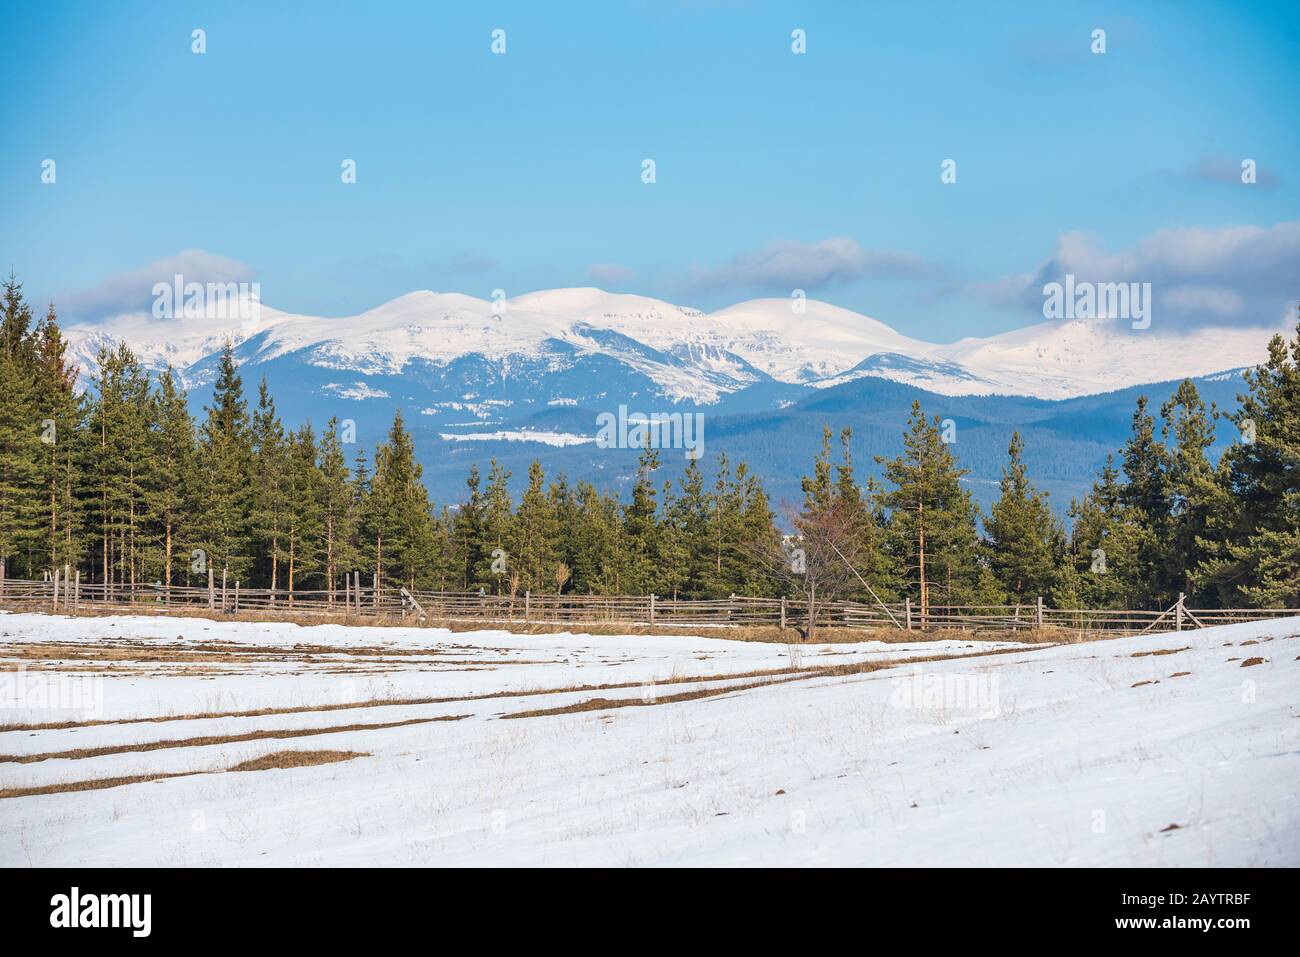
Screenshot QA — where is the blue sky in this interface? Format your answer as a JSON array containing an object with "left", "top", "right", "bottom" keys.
[{"left": 2, "top": 0, "right": 1297, "bottom": 340}]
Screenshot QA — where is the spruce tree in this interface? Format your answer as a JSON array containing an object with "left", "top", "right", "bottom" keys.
[
  {"left": 622, "top": 442, "right": 660, "bottom": 594},
  {"left": 985, "top": 432, "right": 1063, "bottom": 604},
  {"left": 32, "top": 303, "right": 84, "bottom": 575},
  {"left": 317, "top": 417, "right": 357, "bottom": 600},
  {"left": 284, "top": 423, "right": 323, "bottom": 594},
  {"left": 250, "top": 379, "right": 289, "bottom": 589},
  {"left": 1198, "top": 323, "right": 1300, "bottom": 606},
  {"left": 0, "top": 275, "right": 40, "bottom": 582},
  {"left": 1159, "top": 380, "right": 1222, "bottom": 602},
  {"left": 451, "top": 464, "right": 486, "bottom": 590},
  {"left": 1120, "top": 395, "right": 1173, "bottom": 605},
  {"left": 148, "top": 367, "right": 198, "bottom": 590},
  {"left": 878, "top": 401, "right": 983, "bottom": 618},
  {"left": 510, "top": 460, "right": 559, "bottom": 592},
  {"left": 195, "top": 343, "right": 254, "bottom": 583}
]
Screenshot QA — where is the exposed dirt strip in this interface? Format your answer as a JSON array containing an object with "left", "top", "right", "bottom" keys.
[
  {"left": 0, "top": 644, "right": 1045, "bottom": 733},
  {"left": 0, "top": 715, "right": 467, "bottom": 765},
  {"left": 500, "top": 649, "right": 1042, "bottom": 718},
  {"left": 0, "top": 750, "right": 371, "bottom": 799}
]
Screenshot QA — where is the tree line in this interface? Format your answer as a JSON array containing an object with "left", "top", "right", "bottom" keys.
[{"left": 0, "top": 274, "right": 1295, "bottom": 611}]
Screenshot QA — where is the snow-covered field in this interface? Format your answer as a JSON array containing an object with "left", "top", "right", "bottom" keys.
[{"left": 1, "top": 611, "right": 1296, "bottom": 866}]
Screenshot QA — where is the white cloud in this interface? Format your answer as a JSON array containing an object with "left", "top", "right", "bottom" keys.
[
  {"left": 687, "top": 237, "right": 936, "bottom": 293},
  {"left": 968, "top": 221, "right": 1299, "bottom": 328},
  {"left": 59, "top": 250, "right": 255, "bottom": 320},
  {"left": 589, "top": 263, "right": 637, "bottom": 285}
]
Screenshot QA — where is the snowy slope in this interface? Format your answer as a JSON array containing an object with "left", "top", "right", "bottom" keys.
[
  {"left": 62, "top": 287, "right": 1288, "bottom": 405},
  {"left": 1, "top": 611, "right": 1296, "bottom": 866}
]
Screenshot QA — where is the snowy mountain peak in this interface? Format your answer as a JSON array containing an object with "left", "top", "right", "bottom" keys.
[{"left": 63, "top": 287, "right": 1286, "bottom": 405}]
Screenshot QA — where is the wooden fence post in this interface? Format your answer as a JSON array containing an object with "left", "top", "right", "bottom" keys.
[
  {"left": 648, "top": 593, "right": 655, "bottom": 626},
  {"left": 780, "top": 596, "right": 786, "bottom": 631},
  {"left": 905, "top": 598, "right": 913, "bottom": 631},
  {"left": 221, "top": 568, "right": 228, "bottom": 613},
  {"left": 234, "top": 581, "right": 240, "bottom": 614},
  {"left": 51, "top": 568, "right": 59, "bottom": 612},
  {"left": 208, "top": 567, "right": 215, "bottom": 609},
  {"left": 1176, "top": 593, "right": 1184, "bottom": 631},
  {"left": 1036, "top": 596, "right": 1044, "bottom": 629}
]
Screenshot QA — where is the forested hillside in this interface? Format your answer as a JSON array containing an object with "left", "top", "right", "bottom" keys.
[{"left": 2, "top": 275, "right": 1296, "bottom": 610}]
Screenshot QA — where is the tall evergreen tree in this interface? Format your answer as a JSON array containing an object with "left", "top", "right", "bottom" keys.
[
  {"left": 985, "top": 432, "right": 1063, "bottom": 604},
  {"left": 878, "top": 402, "right": 984, "bottom": 618},
  {"left": 148, "top": 367, "right": 198, "bottom": 589},
  {"left": 250, "top": 379, "right": 289, "bottom": 590},
  {"left": 510, "top": 460, "right": 559, "bottom": 592},
  {"left": 1197, "top": 323, "right": 1300, "bottom": 606},
  {"left": 317, "top": 417, "right": 356, "bottom": 600},
  {"left": 195, "top": 343, "right": 254, "bottom": 583},
  {"left": 0, "top": 275, "right": 40, "bottom": 581}
]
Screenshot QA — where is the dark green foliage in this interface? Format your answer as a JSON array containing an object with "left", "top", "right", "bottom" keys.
[{"left": 0, "top": 272, "right": 1295, "bottom": 612}]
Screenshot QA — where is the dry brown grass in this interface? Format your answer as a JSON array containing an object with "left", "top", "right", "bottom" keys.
[
  {"left": 1131, "top": 646, "right": 1191, "bottom": 658},
  {"left": 228, "top": 750, "right": 368, "bottom": 771},
  {"left": 0, "top": 750, "right": 370, "bottom": 799},
  {"left": 0, "top": 600, "right": 1090, "bottom": 644},
  {"left": 1, "top": 642, "right": 1045, "bottom": 733},
  {"left": 501, "top": 675, "right": 808, "bottom": 719},
  {"left": 0, "top": 714, "right": 466, "bottom": 765},
  {"left": 501, "top": 644, "right": 1046, "bottom": 719},
  {"left": 0, "top": 771, "right": 198, "bottom": 800}
]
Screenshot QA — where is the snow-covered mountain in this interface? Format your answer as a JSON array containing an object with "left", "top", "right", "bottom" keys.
[{"left": 64, "top": 288, "right": 1286, "bottom": 419}]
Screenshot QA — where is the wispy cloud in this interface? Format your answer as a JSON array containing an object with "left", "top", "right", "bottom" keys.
[
  {"left": 59, "top": 250, "right": 255, "bottom": 320},
  {"left": 589, "top": 263, "right": 637, "bottom": 286},
  {"left": 686, "top": 237, "right": 937, "bottom": 294},
  {"left": 1191, "top": 155, "right": 1281, "bottom": 189}
]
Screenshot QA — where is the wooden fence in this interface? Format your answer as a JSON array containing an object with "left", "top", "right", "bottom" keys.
[{"left": 0, "top": 573, "right": 1295, "bottom": 637}]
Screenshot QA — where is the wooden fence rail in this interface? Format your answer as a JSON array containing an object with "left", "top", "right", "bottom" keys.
[{"left": 0, "top": 577, "right": 1295, "bottom": 637}]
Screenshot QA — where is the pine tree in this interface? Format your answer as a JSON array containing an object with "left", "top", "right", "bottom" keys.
[
  {"left": 510, "top": 460, "right": 559, "bottom": 592},
  {"left": 0, "top": 275, "right": 40, "bottom": 582},
  {"left": 450, "top": 464, "right": 486, "bottom": 590},
  {"left": 1197, "top": 323, "right": 1300, "bottom": 606},
  {"left": 1065, "top": 456, "right": 1144, "bottom": 609},
  {"left": 1159, "top": 380, "right": 1222, "bottom": 602},
  {"left": 479, "top": 459, "right": 513, "bottom": 592},
  {"left": 284, "top": 423, "right": 323, "bottom": 595},
  {"left": 250, "top": 379, "right": 289, "bottom": 590},
  {"left": 85, "top": 344, "right": 151, "bottom": 591},
  {"left": 546, "top": 473, "right": 579, "bottom": 594},
  {"left": 367, "top": 410, "right": 436, "bottom": 590},
  {"left": 1120, "top": 395, "right": 1173, "bottom": 605},
  {"left": 317, "top": 417, "right": 357, "bottom": 600},
  {"left": 195, "top": 343, "right": 254, "bottom": 584},
  {"left": 878, "top": 401, "right": 983, "bottom": 619},
  {"left": 32, "top": 303, "right": 84, "bottom": 575},
  {"left": 148, "top": 367, "right": 198, "bottom": 590},
  {"left": 663, "top": 456, "right": 711, "bottom": 597},
  {"left": 985, "top": 432, "right": 1063, "bottom": 604},
  {"left": 731, "top": 460, "right": 781, "bottom": 597},
  {"left": 622, "top": 442, "right": 660, "bottom": 594}
]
